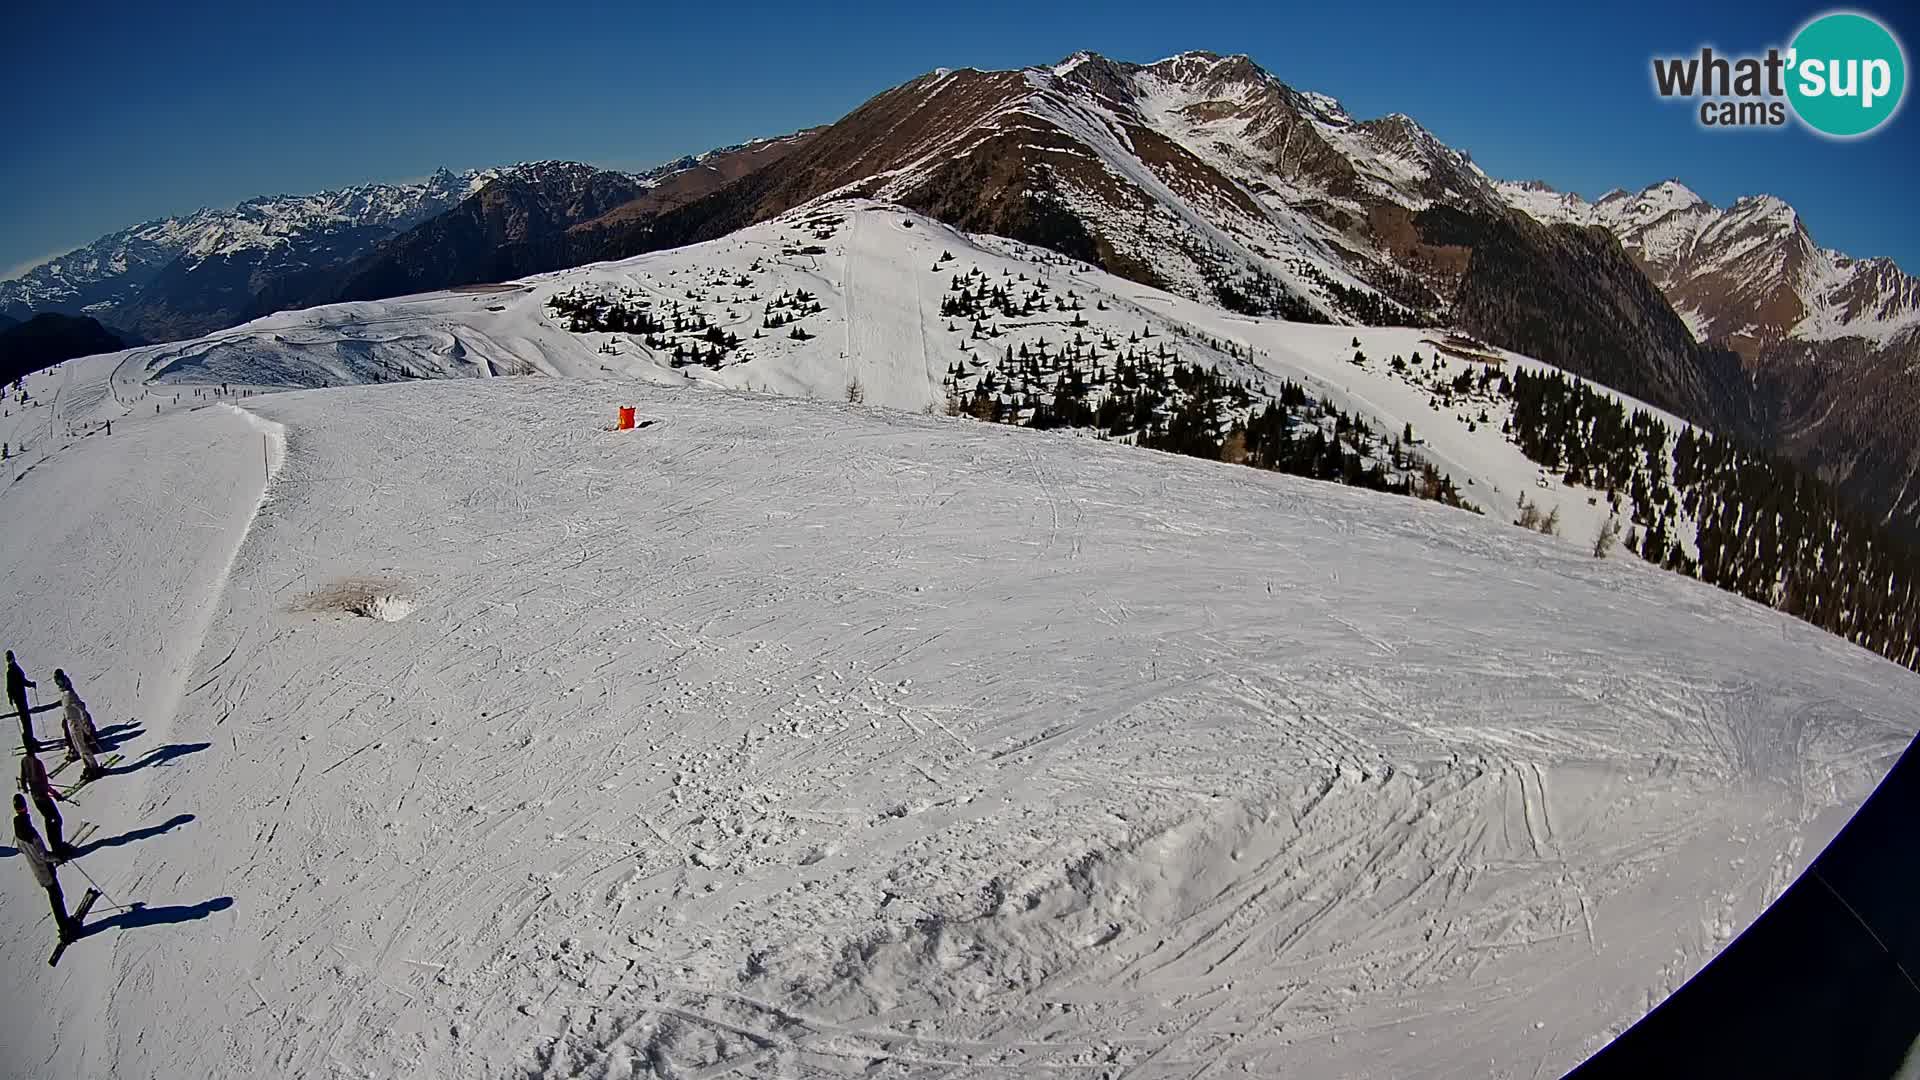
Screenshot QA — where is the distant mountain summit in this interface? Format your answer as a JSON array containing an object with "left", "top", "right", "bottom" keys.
[
  {"left": 558, "top": 50, "right": 1744, "bottom": 471},
  {"left": 599, "top": 47, "right": 1903, "bottom": 534}
]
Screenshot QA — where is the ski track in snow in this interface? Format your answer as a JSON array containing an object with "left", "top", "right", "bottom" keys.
[{"left": 0, "top": 370, "right": 1911, "bottom": 1079}]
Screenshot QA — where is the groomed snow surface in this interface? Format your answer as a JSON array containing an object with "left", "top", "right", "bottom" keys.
[
  {"left": 1, "top": 375, "right": 1913, "bottom": 1079},
  {"left": 1, "top": 202, "right": 1915, "bottom": 1078}
]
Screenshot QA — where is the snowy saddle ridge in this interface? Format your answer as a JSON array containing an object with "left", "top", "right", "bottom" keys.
[{"left": 0, "top": 204, "right": 1911, "bottom": 1079}]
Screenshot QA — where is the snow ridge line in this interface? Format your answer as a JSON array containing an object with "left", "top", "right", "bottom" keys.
[
  {"left": 40, "top": 402, "right": 290, "bottom": 1075},
  {"left": 147, "top": 404, "right": 286, "bottom": 734},
  {"left": 226, "top": 402, "right": 289, "bottom": 479}
]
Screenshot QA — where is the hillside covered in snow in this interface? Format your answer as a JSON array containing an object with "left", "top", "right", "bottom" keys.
[
  {"left": 0, "top": 203, "right": 1671, "bottom": 536},
  {"left": 0, "top": 198, "right": 1916, "bottom": 1078},
  {"left": 2, "top": 368, "right": 1913, "bottom": 1078},
  {"left": 10, "top": 200, "right": 1914, "bottom": 672}
]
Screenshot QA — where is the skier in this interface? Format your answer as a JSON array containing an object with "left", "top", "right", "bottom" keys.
[
  {"left": 6, "top": 650, "right": 36, "bottom": 749},
  {"left": 18, "top": 748, "right": 73, "bottom": 859},
  {"left": 13, "top": 794, "right": 79, "bottom": 942},
  {"left": 52, "top": 670, "right": 103, "bottom": 781}
]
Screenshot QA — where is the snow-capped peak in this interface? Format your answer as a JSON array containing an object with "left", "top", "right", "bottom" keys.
[
  {"left": 1497, "top": 171, "right": 1919, "bottom": 349},
  {"left": 1053, "top": 51, "right": 1097, "bottom": 77},
  {"left": 1295, "top": 90, "right": 1353, "bottom": 126},
  {"left": 1637, "top": 178, "right": 1707, "bottom": 211},
  {"left": 1726, "top": 193, "right": 1795, "bottom": 226}
]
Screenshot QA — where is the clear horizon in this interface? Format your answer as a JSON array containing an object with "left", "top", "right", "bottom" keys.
[{"left": 4, "top": 0, "right": 1917, "bottom": 279}]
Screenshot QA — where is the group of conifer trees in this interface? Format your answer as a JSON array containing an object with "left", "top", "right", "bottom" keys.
[
  {"left": 1503, "top": 368, "right": 1918, "bottom": 671},
  {"left": 546, "top": 280, "right": 824, "bottom": 370},
  {"left": 943, "top": 342, "right": 1472, "bottom": 511}
]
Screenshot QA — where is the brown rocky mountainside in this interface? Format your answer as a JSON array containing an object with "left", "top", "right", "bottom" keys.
[
  {"left": 1750, "top": 335, "right": 1920, "bottom": 533},
  {"left": 1498, "top": 179, "right": 1920, "bottom": 534},
  {"left": 615, "top": 49, "right": 1909, "bottom": 538},
  {"left": 563, "top": 52, "right": 1812, "bottom": 515},
  {"left": 580, "top": 130, "right": 827, "bottom": 228}
]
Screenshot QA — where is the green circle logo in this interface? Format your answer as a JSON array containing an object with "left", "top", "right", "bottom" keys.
[{"left": 1787, "top": 12, "right": 1906, "bottom": 137}]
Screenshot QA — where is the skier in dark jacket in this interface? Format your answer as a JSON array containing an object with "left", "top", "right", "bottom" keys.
[
  {"left": 6, "top": 650, "right": 35, "bottom": 749},
  {"left": 18, "top": 748, "right": 72, "bottom": 859},
  {"left": 14, "top": 794, "right": 78, "bottom": 942}
]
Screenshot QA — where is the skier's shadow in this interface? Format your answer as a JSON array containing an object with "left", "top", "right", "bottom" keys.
[
  {"left": 71, "top": 813, "right": 194, "bottom": 858},
  {"left": 83, "top": 896, "right": 233, "bottom": 937},
  {"left": 94, "top": 721, "right": 146, "bottom": 752},
  {"left": 105, "top": 742, "right": 210, "bottom": 775}
]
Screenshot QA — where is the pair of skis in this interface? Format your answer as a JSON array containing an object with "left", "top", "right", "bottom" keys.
[
  {"left": 42, "top": 819, "right": 109, "bottom": 966},
  {"left": 47, "top": 888, "right": 103, "bottom": 967},
  {"left": 23, "top": 754, "right": 124, "bottom": 805},
  {"left": 12, "top": 738, "right": 103, "bottom": 769},
  {"left": 62, "top": 820, "right": 99, "bottom": 851},
  {"left": 66, "top": 754, "right": 121, "bottom": 789}
]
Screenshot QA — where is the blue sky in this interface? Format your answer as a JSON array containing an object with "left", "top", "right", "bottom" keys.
[{"left": 3, "top": 0, "right": 1916, "bottom": 279}]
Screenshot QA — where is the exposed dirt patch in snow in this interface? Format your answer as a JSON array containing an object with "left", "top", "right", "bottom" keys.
[{"left": 296, "top": 577, "right": 417, "bottom": 621}]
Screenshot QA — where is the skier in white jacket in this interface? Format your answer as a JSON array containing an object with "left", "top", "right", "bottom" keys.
[
  {"left": 52, "top": 669, "right": 103, "bottom": 781},
  {"left": 14, "top": 793, "right": 79, "bottom": 941}
]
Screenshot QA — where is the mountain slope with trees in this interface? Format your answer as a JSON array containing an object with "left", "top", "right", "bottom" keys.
[{"left": 0, "top": 313, "right": 126, "bottom": 384}]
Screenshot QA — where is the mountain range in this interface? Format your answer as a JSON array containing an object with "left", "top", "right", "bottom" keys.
[
  {"left": 1, "top": 166, "right": 497, "bottom": 340},
  {"left": 6, "top": 50, "right": 1916, "bottom": 534}
]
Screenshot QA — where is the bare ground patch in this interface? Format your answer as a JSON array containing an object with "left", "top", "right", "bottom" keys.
[{"left": 294, "top": 577, "right": 418, "bottom": 622}]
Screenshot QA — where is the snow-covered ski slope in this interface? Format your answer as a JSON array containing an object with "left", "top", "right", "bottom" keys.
[
  {"left": 0, "top": 370, "right": 1913, "bottom": 1079},
  {"left": 1, "top": 199, "right": 1914, "bottom": 1076},
  {"left": 7, "top": 200, "right": 1683, "bottom": 558}
]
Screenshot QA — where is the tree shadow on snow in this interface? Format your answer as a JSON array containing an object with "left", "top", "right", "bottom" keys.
[
  {"left": 106, "top": 742, "right": 210, "bottom": 775},
  {"left": 83, "top": 896, "right": 233, "bottom": 937},
  {"left": 72, "top": 813, "right": 194, "bottom": 858}
]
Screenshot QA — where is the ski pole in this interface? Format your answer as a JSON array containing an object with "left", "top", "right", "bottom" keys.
[{"left": 66, "top": 858, "right": 126, "bottom": 911}]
